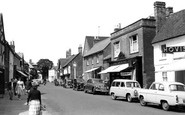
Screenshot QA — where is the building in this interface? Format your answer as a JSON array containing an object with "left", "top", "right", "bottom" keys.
[
  {"left": 83, "top": 37, "right": 111, "bottom": 81},
  {"left": 106, "top": 16, "right": 156, "bottom": 87},
  {"left": 152, "top": 1, "right": 185, "bottom": 84}
]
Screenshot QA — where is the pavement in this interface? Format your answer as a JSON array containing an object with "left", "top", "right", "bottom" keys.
[{"left": 0, "top": 89, "right": 51, "bottom": 115}]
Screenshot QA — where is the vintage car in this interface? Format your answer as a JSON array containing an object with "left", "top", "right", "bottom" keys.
[
  {"left": 84, "top": 78, "right": 109, "bottom": 94},
  {"left": 73, "top": 78, "right": 85, "bottom": 91},
  {"left": 138, "top": 81, "right": 185, "bottom": 111},
  {"left": 109, "top": 79, "right": 141, "bottom": 102}
]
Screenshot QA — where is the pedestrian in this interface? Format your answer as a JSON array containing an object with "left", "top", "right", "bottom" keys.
[
  {"left": 26, "top": 81, "right": 42, "bottom": 115},
  {"left": 25, "top": 78, "right": 32, "bottom": 94},
  {"left": 13, "top": 78, "right": 17, "bottom": 96},
  {"left": 16, "top": 78, "right": 25, "bottom": 100},
  {"left": 7, "top": 78, "right": 14, "bottom": 100}
]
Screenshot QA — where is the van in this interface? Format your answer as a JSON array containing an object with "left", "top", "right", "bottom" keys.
[{"left": 109, "top": 79, "right": 141, "bottom": 102}]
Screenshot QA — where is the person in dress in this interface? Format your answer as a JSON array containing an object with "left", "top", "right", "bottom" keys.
[
  {"left": 16, "top": 78, "right": 25, "bottom": 100},
  {"left": 13, "top": 78, "right": 17, "bottom": 95},
  {"left": 27, "top": 81, "right": 42, "bottom": 115}
]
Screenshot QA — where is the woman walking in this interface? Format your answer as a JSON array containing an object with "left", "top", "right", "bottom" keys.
[
  {"left": 16, "top": 78, "right": 25, "bottom": 100},
  {"left": 27, "top": 81, "right": 42, "bottom": 115}
]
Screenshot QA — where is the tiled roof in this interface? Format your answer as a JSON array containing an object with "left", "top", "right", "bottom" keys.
[
  {"left": 85, "top": 36, "right": 109, "bottom": 49},
  {"left": 152, "top": 9, "right": 185, "bottom": 44},
  {"left": 63, "top": 54, "right": 76, "bottom": 67},
  {"left": 84, "top": 37, "right": 110, "bottom": 57}
]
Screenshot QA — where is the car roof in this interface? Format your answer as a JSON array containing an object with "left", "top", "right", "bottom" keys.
[
  {"left": 153, "top": 81, "right": 185, "bottom": 86},
  {"left": 112, "top": 79, "right": 138, "bottom": 82}
]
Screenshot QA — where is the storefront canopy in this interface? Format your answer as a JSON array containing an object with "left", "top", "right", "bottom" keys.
[
  {"left": 110, "top": 63, "right": 129, "bottom": 72},
  {"left": 98, "top": 65, "right": 119, "bottom": 74},
  {"left": 156, "top": 59, "right": 185, "bottom": 72},
  {"left": 85, "top": 67, "right": 99, "bottom": 73},
  {"left": 17, "top": 70, "right": 27, "bottom": 77},
  {"left": 99, "top": 63, "right": 129, "bottom": 74}
]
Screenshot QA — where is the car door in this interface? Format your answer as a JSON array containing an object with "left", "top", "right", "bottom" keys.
[
  {"left": 147, "top": 83, "right": 159, "bottom": 103},
  {"left": 119, "top": 82, "right": 126, "bottom": 97},
  {"left": 115, "top": 82, "right": 121, "bottom": 96}
]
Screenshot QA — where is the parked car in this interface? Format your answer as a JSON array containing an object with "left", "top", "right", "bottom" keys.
[
  {"left": 73, "top": 78, "right": 85, "bottom": 91},
  {"left": 84, "top": 78, "right": 109, "bottom": 94},
  {"left": 109, "top": 79, "right": 141, "bottom": 102},
  {"left": 138, "top": 81, "right": 185, "bottom": 111}
]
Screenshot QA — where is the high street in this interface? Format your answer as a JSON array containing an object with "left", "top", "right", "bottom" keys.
[{"left": 40, "top": 83, "right": 185, "bottom": 115}]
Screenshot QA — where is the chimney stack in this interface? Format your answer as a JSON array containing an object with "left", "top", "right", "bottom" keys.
[
  {"left": 154, "top": 1, "right": 166, "bottom": 33},
  {"left": 78, "top": 44, "right": 82, "bottom": 54},
  {"left": 166, "top": 7, "right": 173, "bottom": 17},
  {"left": 66, "top": 49, "right": 72, "bottom": 58},
  {"left": 10, "top": 41, "right": 15, "bottom": 51}
]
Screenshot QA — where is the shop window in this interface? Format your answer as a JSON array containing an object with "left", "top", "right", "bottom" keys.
[
  {"left": 113, "top": 41, "right": 120, "bottom": 58},
  {"left": 130, "top": 34, "right": 138, "bottom": 53},
  {"left": 162, "top": 72, "right": 167, "bottom": 81}
]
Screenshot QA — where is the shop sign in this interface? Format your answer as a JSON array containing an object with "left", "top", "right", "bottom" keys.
[
  {"left": 120, "top": 72, "right": 132, "bottom": 76},
  {"left": 162, "top": 45, "right": 185, "bottom": 53}
]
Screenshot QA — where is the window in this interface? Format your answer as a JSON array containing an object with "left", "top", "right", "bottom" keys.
[
  {"left": 150, "top": 83, "right": 159, "bottom": 90},
  {"left": 161, "top": 44, "right": 166, "bottom": 57},
  {"left": 130, "top": 35, "right": 138, "bottom": 53},
  {"left": 92, "top": 58, "right": 94, "bottom": 65},
  {"left": 112, "top": 82, "right": 116, "bottom": 86},
  {"left": 158, "top": 84, "right": 164, "bottom": 91},
  {"left": 121, "top": 82, "right": 125, "bottom": 87},
  {"left": 162, "top": 72, "right": 167, "bottom": 81},
  {"left": 86, "top": 59, "right": 89, "bottom": 66},
  {"left": 96, "top": 55, "right": 99, "bottom": 64},
  {"left": 115, "top": 82, "right": 120, "bottom": 87},
  {"left": 113, "top": 41, "right": 120, "bottom": 58}
]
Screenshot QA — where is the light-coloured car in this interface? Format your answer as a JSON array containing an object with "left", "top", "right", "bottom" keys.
[
  {"left": 138, "top": 81, "right": 185, "bottom": 111},
  {"left": 109, "top": 79, "right": 141, "bottom": 102}
]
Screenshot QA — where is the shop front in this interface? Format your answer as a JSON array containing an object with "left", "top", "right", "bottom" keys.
[{"left": 0, "top": 67, "right": 5, "bottom": 95}]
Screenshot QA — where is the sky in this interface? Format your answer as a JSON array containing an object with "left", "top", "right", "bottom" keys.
[{"left": 0, "top": 0, "right": 185, "bottom": 66}]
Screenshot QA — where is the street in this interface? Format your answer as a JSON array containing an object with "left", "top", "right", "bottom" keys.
[{"left": 39, "top": 83, "right": 185, "bottom": 115}]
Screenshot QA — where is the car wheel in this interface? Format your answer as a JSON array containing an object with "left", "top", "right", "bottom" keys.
[
  {"left": 139, "top": 96, "right": 147, "bottom": 106},
  {"left": 161, "top": 101, "right": 170, "bottom": 111},
  {"left": 126, "top": 94, "right": 132, "bottom": 102},
  {"left": 111, "top": 93, "right": 117, "bottom": 100}
]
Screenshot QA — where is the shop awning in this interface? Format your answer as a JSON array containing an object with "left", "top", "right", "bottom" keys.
[
  {"left": 110, "top": 63, "right": 129, "bottom": 72},
  {"left": 17, "top": 70, "right": 27, "bottom": 77},
  {"left": 98, "top": 65, "right": 119, "bottom": 74},
  {"left": 156, "top": 59, "right": 185, "bottom": 72},
  {"left": 85, "top": 67, "right": 99, "bottom": 73}
]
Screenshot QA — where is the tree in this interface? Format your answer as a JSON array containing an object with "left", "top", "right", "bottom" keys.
[{"left": 37, "top": 59, "right": 53, "bottom": 79}]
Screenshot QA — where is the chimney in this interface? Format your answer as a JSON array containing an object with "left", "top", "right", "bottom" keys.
[
  {"left": 78, "top": 44, "right": 82, "bottom": 54},
  {"left": 66, "top": 49, "right": 72, "bottom": 58},
  {"left": 114, "top": 23, "right": 121, "bottom": 32},
  {"left": 10, "top": 41, "right": 15, "bottom": 51},
  {"left": 154, "top": 1, "right": 166, "bottom": 33},
  {"left": 166, "top": 7, "right": 173, "bottom": 17}
]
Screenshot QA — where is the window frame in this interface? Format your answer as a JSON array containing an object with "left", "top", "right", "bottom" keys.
[{"left": 130, "top": 34, "right": 139, "bottom": 54}]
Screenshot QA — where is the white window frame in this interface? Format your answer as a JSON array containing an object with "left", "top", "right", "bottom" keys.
[
  {"left": 92, "top": 58, "right": 94, "bottom": 65},
  {"left": 113, "top": 41, "right": 120, "bottom": 58},
  {"left": 162, "top": 72, "right": 167, "bottom": 81},
  {"left": 96, "top": 55, "right": 99, "bottom": 64},
  {"left": 130, "top": 34, "right": 139, "bottom": 53},
  {"left": 86, "top": 59, "right": 89, "bottom": 66}
]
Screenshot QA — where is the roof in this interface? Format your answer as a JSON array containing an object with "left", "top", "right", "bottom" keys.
[
  {"left": 152, "top": 9, "right": 185, "bottom": 44},
  {"left": 84, "top": 37, "right": 110, "bottom": 57},
  {"left": 63, "top": 54, "right": 77, "bottom": 67},
  {"left": 85, "top": 36, "right": 109, "bottom": 49}
]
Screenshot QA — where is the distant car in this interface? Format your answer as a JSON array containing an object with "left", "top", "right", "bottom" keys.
[
  {"left": 109, "top": 79, "right": 141, "bottom": 102},
  {"left": 54, "top": 79, "right": 59, "bottom": 86},
  {"left": 84, "top": 78, "right": 109, "bottom": 94},
  {"left": 74, "top": 78, "right": 85, "bottom": 91},
  {"left": 138, "top": 81, "right": 185, "bottom": 111}
]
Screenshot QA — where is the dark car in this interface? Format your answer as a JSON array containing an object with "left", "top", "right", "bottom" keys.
[
  {"left": 75, "top": 78, "right": 85, "bottom": 91},
  {"left": 84, "top": 78, "right": 109, "bottom": 95}
]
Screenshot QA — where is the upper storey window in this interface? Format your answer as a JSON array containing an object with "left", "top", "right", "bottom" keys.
[
  {"left": 130, "top": 34, "right": 138, "bottom": 53},
  {"left": 113, "top": 41, "right": 120, "bottom": 58}
]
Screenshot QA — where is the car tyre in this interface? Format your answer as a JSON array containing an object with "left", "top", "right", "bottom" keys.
[
  {"left": 161, "top": 101, "right": 170, "bottom": 111},
  {"left": 139, "top": 96, "right": 147, "bottom": 106},
  {"left": 111, "top": 93, "right": 117, "bottom": 100},
  {"left": 126, "top": 94, "right": 132, "bottom": 102}
]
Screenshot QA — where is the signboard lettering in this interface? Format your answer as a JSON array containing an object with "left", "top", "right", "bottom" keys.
[{"left": 162, "top": 45, "right": 185, "bottom": 53}]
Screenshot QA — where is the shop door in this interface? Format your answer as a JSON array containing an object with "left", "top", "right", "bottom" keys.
[{"left": 175, "top": 71, "right": 185, "bottom": 84}]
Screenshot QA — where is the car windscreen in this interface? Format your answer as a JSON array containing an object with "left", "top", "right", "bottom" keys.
[
  {"left": 126, "top": 82, "right": 140, "bottom": 88},
  {"left": 93, "top": 79, "right": 103, "bottom": 83},
  {"left": 169, "top": 84, "right": 185, "bottom": 91}
]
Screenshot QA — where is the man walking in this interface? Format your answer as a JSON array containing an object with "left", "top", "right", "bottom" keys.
[{"left": 7, "top": 78, "right": 14, "bottom": 100}]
